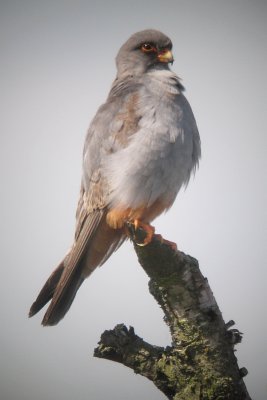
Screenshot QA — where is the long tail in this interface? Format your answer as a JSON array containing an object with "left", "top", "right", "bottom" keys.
[
  {"left": 29, "top": 257, "right": 85, "bottom": 326},
  {"left": 29, "top": 209, "right": 125, "bottom": 326},
  {"left": 29, "top": 210, "right": 104, "bottom": 326}
]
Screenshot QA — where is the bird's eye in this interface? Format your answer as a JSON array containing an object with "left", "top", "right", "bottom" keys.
[{"left": 141, "top": 43, "right": 155, "bottom": 53}]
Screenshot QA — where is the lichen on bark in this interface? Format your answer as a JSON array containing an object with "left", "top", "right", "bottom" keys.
[{"left": 94, "top": 232, "right": 251, "bottom": 400}]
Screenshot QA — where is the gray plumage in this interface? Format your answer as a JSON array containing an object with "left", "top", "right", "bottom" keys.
[{"left": 29, "top": 29, "right": 201, "bottom": 326}]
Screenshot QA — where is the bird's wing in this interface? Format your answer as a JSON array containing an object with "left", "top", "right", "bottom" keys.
[{"left": 36, "top": 83, "right": 142, "bottom": 325}]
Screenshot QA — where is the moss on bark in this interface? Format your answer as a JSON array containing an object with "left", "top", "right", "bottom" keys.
[{"left": 95, "top": 233, "right": 251, "bottom": 399}]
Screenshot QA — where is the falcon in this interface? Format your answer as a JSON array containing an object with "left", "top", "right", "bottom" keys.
[{"left": 29, "top": 29, "right": 201, "bottom": 326}]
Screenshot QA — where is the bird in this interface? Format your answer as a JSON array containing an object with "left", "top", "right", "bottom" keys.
[{"left": 29, "top": 29, "right": 201, "bottom": 326}]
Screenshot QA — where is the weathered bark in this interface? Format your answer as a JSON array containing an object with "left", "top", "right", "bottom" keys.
[{"left": 94, "top": 232, "right": 251, "bottom": 400}]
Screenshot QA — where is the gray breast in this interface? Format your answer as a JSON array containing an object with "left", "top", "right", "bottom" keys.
[{"left": 103, "top": 69, "right": 200, "bottom": 209}]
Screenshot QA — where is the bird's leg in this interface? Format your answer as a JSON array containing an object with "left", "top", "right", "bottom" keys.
[{"left": 125, "top": 220, "right": 155, "bottom": 246}]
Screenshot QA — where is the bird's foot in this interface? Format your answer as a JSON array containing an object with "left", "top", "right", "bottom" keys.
[
  {"left": 154, "top": 234, "right": 178, "bottom": 251},
  {"left": 134, "top": 220, "right": 155, "bottom": 246},
  {"left": 126, "top": 220, "right": 155, "bottom": 246}
]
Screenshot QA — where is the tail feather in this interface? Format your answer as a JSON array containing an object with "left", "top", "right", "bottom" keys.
[
  {"left": 29, "top": 262, "right": 64, "bottom": 318},
  {"left": 41, "top": 266, "right": 84, "bottom": 326},
  {"left": 29, "top": 255, "right": 85, "bottom": 327},
  {"left": 29, "top": 210, "right": 105, "bottom": 326},
  {"left": 29, "top": 209, "right": 126, "bottom": 326}
]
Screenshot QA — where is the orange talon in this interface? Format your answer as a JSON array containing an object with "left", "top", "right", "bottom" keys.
[{"left": 134, "top": 219, "right": 140, "bottom": 231}]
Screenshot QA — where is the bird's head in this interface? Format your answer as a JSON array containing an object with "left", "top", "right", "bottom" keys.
[{"left": 116, "top": 29, "right": 174, "bottom": 78}]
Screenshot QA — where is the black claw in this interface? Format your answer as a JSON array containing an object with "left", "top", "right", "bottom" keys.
[{"left": 125, "top": 221, "right": 148, "bottom": 246}]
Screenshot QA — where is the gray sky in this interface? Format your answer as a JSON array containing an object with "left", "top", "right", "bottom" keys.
[{"left": 0, "top": 0, "right": 266, "bottom": 399}]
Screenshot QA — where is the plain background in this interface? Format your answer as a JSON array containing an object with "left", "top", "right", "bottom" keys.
[{"left": 1, "top": 0, "right": 266, "bottom": 399}]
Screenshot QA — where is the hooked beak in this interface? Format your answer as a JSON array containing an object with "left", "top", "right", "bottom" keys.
[{"left": 157, "top": 49, "right": 174, "bottom": 64}]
